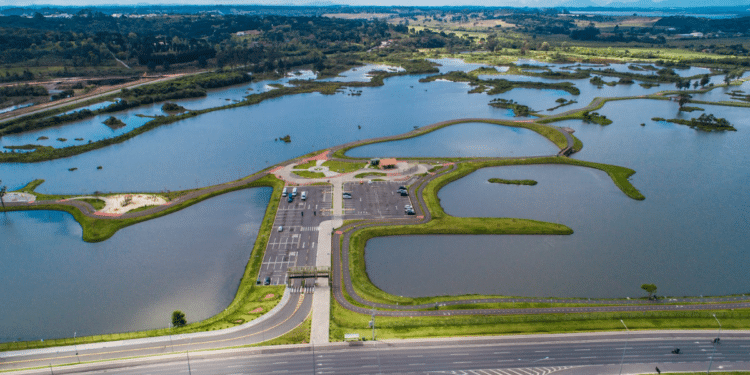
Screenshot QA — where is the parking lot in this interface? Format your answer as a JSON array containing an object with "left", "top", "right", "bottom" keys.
[
  {"left": 343, "top": 181, "right": 415, "bottom": 219},
  {"left": 259, "top": 185, "right": 331, "bottom": 286}
]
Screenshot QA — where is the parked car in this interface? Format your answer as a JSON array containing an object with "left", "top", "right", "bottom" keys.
[
  {"left": 301, "top": 191, "right": 307, "bottom": 200},
  {"left": 278, "top": 226, "right": 283, "bottom": 232},
  {"left": 264, "top": 277, "right": 271, "bottom": 285},
  {"left": 282, "top": 187, "right": 288, "bottom": 197},
  {"left": 288, "top": 196, "right": 293, "bottom": 203}
]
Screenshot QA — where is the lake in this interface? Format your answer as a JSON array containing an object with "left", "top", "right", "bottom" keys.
[
  {"left": 0, "top": 187, "right": 269, "bottom": 342},
  {"left": 364, "top": 98, "right": 750, "bottom": 298}
]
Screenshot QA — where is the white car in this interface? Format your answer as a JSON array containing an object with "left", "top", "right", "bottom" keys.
[{"left": 278, "top": 226, "right": 283, "bottom": 232}]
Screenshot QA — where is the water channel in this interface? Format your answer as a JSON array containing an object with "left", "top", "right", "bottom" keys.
[{"left": 0, "top": 187, "right": 270, "bottom": 342}]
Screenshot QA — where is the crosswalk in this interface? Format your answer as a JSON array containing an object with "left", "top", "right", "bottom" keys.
[
  {"left": 299, "top": 226, "right": 319, "bottom": 232},
  {"left": 289, "top": 286, "right": 315, "bottom": 294},
  {"left": 444, "top": 367, "right": 574, "bottom": 375}
]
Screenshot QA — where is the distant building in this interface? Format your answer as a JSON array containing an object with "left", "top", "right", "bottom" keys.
[{"left": 236, "top": 30, "right": 261, "bottom": 36}]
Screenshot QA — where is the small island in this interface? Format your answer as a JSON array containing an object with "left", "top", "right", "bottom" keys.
[
  {"left": 489, "top": 98, "right": 534, "bottom": 117},
  {"left": 103, "top": 116, "right": 126, "bottom": 129},
  {"left": 279, "top": 134, "right": 292, "bottom": 143},
  {"left": 582, "top": 111, "right": 613, "bottom": 125},
  {"left": 489, "top": 178, "right": 538, "bottom": 186},
  {"left": 161, "top": 102, "right": 186, "bottom": 113},
  {"left": 652, "top": 113, "right": 736, "bottom": 132}
]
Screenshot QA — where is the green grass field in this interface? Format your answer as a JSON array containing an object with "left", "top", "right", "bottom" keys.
[
  {"left": 322, "top": 160, "right": 367, "bottom": 173},
  {"left": 331, "top": 299, "right": 750, "bottom": 341},
  {"left": 293, "top": 170, "right": 326, "bottom": 179}
]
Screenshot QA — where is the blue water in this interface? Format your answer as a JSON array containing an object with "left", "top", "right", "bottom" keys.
[
  {"left": 346, "top": 122, "right": 558, "bottom": 158},
  {"left": 0, "top": 73, "right": 530, "bottom": 194},
  {"left": 366, "top": 98, "right": 750, "bottom": 298},
  {"left": 0, "top": 187, "right": 270, "bottom": 342}
]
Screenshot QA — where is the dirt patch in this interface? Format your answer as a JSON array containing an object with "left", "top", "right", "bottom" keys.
[
  {"left": 249, "top": 307, "right": 263, "bottom": 313},
  {"left": 234, "top": 320, "right": 244, "bottom": 324},
  {"left": 263, "top": 293, "right": 275, "bottom": 300}
]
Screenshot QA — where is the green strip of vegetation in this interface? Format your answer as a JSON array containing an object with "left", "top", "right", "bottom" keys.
[
  {"left": 330, "top": 303, "right": 750, "bottom": 341},
  {"left": 333, "top": 118, "right": 568, "bottom": 159},
  {"left": 293, "top": 171, "right": 326, "bottom": 179},
  {"left": 420, "top": 71, "right": 581, "bottom": 95},
  {"left": 7, "top": 174, "right": 283, "bottom": 242},
  {"left": 293, "top": 160, "right": 317, "bottom": 169},
  {"left": 488, "top": 178, "right": 537, "bottom": 186},
  {"left": 79, "top": 198, "right": 105, "bottom": 210},
  {"left": 322, "top": 160, "right": 366, "bottom": 174},
  {"left": 354, "top": 172, "right": 386, "bottom": 178}
]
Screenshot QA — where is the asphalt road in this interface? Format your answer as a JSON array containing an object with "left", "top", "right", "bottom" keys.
[
  {"left": 9, "top": 331, "right": 749, "bottom": 374},
  {"left": 262, "top": 185, "right": 332, "bottom": 286},
  {"left": 0, "top": 292, "right": 313, "bottom": 372}
]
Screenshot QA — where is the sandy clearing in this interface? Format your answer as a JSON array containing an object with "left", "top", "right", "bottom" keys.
[{"left": 100, "top": 194, "right": 168, "bottom": 214}]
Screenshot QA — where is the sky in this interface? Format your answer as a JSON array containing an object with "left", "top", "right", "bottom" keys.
[{"left": 0, "top": 0, "right": 745, "bottom": 7}]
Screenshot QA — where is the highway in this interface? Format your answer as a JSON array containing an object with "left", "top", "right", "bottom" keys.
[
  {"left": 7, "top": 331, "right": 749, "bottom": 374},
  {"left": 0, "top": 292, "right": 312, "bottom": 372}
]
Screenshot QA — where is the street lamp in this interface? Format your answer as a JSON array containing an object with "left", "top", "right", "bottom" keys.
[
  {"left": 618, "top": 320, "right": 629, "bottom": 375},
  {"left": 707, "top": 314, "right": 722, "bottom": 374},
  {"left": 73, "top": 331, "right": 79, "bottom": 363}
]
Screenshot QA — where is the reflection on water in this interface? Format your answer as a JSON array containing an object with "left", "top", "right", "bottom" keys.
[
  {"left": 0, "top": 188, "right": 270, "bottom": 342},
  {"left": 366, "top": 99, "right": 750, "bottom": 298}
]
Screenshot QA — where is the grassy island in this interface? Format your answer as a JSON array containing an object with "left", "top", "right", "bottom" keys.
[
  {"left": 653, "top": 113, "right": 736, "bottom": 131},
  {"left": 102, "top": 116, "right": 125, "bottom": 129},
  {"left": 489, "top": 178, "right": 538, "bottom": 186}
]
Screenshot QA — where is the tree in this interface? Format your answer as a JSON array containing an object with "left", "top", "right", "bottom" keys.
[
  {"left": 700, "top": 74, "right": 710, "bottom": 87},
  {"left": 171, "top": 310, "right": 187, "bottom": 327},
  {"left": 641, "top": 284, "right": 657, "bottom": 300},
  {"left": 678, "top": 94, "right": 690, "bottom": 108}
]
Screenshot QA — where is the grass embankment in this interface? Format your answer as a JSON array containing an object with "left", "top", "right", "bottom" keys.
[
  {"left": 354, "top": 172, "right": 386, "bottom": 178},
  {"left": 332, "top": 118, "right": 569, "bottom": 159},
  {"left": 322, "top": 160, "right": 366, "bottom": 174},
  {"left": 1, "top": 175, "right": 287, "bottom": 351},
  {"left": 292, "top": 171, "right": 326, "bottom": 179},
  {"left": 330, "top": 305, "right": 750, "bottom": 341},
  {"left": 293, "top": 160, "right": 317, "bottom": 169},
  {"left": 7, "top": 174, "right": 285, "bottom": 242},
  {"left": 488, "top": 178, "right": 537, "bottom": 186},
  {"left": 0, "top": 286, "right": 284, "bottom": 352},
  {"left": 345, "top": 157, "right": 644, "bottom": 306},
  {"left": 79, "top": 198, "right": 105, "bottom": 210}
]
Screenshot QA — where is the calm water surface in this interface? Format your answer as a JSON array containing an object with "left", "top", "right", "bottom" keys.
[
  {"left": 346, "top": 122, "right": 557, "bottom": 158},
  {"left": 365, "top": 98, "right": 750, "bottom": 298},
  {"left": 0, "top": 188, "right": 270, "bottom": 342},
  {"left": 0, "top": 72, "right": 528, "bottom": 194}
]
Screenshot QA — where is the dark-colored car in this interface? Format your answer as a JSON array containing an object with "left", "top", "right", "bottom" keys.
[{"left": 264, "top": 277, "right": 271, "bottom": 285}]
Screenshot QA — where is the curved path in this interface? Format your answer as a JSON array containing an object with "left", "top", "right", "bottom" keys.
[{"left": 0, "top": 291, "right": 313, "bottom": 371}]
